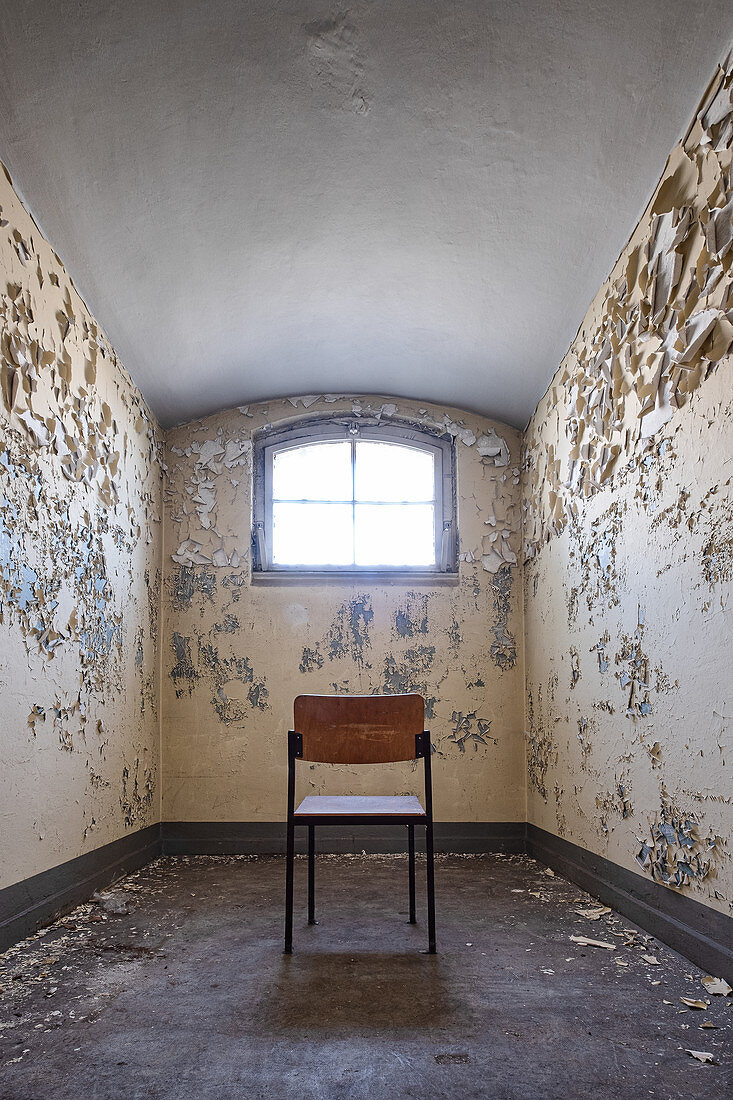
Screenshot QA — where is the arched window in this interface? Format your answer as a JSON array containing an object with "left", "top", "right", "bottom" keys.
[{"left": 252, "top": 418, "right": 456, "bottom": 579}]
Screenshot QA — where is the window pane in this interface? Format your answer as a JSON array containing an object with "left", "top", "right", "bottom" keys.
[
  {"left": 355, "top": 441, "right": 435, "bottom": 502},
  {"left": 273, "top": 441, "right": 352, "bottom": 501},
  {"left": 272, "top": 502, "right": 354, "bottom": 566},
  {"left": 354, "top": 504, "right": 435, "bottom": 566}
]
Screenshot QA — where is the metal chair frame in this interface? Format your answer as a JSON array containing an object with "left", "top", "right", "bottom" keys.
[{"left": 284, "top": 701, "right": 436, "bottom": 955}]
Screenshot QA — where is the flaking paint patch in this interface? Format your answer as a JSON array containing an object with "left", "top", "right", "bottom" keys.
[
  {"left": 326, "top": 596, "right": 374, "bottom": 666},
  {"left": 701, "top": 511, "right": 733, "bottom": 587},
  {"left": 120, "top": 759, "right": 155, "bottom": 828},
  {"left": 197, "top": 639, "right": 269, "bottom": 724},
  {"left": 525, "top": 681, "right": 560, "bottom": 802},
  {"left": 170, "top": 633, "right": 199, "bottom": 697},
  {"left": 636, "top": 799, "right": 724, "bottom": 890},
  {"left": 214, "top": 614, "right": 240, "bottom": 634},
  {"left": 595, "top": 780, "right": 633, "bottom": 838},
  {"left": 379, "top": 646, "right": 437, "bottom": 718},
  {"left": 489, "top": 564, "right": 517, "bottom": 671},
  {"left": 394, "top": 593, "right": 429, "bottom": 639},
  {"left": 448, "top": 711, "right": 497, "bottom": 754},
  {"left": 299, "top": 644, "right": 324, "bottom": 674},
  {"left": 169, "top": 565, "right": 217, "bottom": 611}
]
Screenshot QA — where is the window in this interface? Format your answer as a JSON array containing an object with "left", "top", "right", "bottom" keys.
[{"left": 252, "top": 419, "right": 456, "bottom": 579}]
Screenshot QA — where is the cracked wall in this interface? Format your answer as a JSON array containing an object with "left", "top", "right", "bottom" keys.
[
  {"left": 0, "top": 165, "right": 162, "bottom": 889},
  {"left": 162, "top": 396, "right": 524, "bottom": 822},
  {"left": 522, "top": 62, "right": 733, "bottom": 918}
]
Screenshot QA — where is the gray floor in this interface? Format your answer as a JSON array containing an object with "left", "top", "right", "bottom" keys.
[{"left": 0, "top": 853, "right": 731, "bottom": 1099}]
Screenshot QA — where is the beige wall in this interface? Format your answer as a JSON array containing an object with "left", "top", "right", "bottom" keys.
[
  {"left": 522, "top": 63, "right": 733, "bottom": 917},
  {"left": 162, "top": 397, "right": 525, "bottom": 823},
  {"left": 0, "top": 166, "right": 162, "bottom": 889}
]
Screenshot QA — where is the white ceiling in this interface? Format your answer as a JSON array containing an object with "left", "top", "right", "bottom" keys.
[{"left": 1, "top": 1, "right": 731, "bottom": 429}]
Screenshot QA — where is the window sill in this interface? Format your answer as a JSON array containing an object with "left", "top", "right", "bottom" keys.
[{"left": 251, "top": 569, "right": 460, "bottom": 587}]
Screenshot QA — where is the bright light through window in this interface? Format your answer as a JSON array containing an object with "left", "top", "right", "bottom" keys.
[{"left": 271, "top": 439, "right": 437, "bottom": 568}]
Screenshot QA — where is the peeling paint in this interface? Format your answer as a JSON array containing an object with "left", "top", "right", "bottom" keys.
[
  {"left": 489, "top": 565, "right": 517, "bottom": 671},
  {"left": 448, "top": 711, "right": 497, "bottom": 754},
  {"left": 636, "top": 802, "right": 722, "bottom": 890},
  {"left": 394, "top": 594, "right": 429, "bottom": 639},
  {"left": 299, "top": 644, "right": 324, "bottom": 674},
  {"left": 326, "top": 596, "right": 374, "bottom": 666},
  {"left": 170, "top": 633, "right": 199, "bottom": 697},
  {"left": 379, "top": 646, "right": 437, "bottom": 719},
  {"left": 169, "top": 565, "right": 216, "bottom": 611}
]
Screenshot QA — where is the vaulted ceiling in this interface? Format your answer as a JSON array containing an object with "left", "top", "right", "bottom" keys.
[{"left": 1, "top": 1, "right": 732, "bottom": 428}]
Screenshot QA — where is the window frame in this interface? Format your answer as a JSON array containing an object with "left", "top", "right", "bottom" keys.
[{"left": 251, "top": 416, "right": 458, "bottom": 583}]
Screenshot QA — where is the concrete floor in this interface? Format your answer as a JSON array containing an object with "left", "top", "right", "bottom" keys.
[{"left": 0, "top": 854, "right": 731, "bottom": 1099}]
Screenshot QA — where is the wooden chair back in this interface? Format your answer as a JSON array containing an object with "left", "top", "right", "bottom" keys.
[{"left": 293, "top": 693, "right": 425, "bottom": 764}]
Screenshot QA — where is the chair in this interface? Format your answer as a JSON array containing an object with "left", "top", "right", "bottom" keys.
[{"left": 284, "top": 693, "right": 436, "bottom": 954}]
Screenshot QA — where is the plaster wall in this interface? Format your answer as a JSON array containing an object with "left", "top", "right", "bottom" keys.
[
  {"left": 522, "top": 64, "right": 733, "bottom": 917},
  {"left": 162, "top": 397, "right": 524, "bottom": 823},
  {"left": 0, "top": 166, "right": 162, "bottom": 889}
]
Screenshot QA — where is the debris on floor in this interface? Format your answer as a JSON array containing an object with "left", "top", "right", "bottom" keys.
[
  {"left": 685, "top": 1049, "right": 717, "bottom": 1064},
  {"left": 702, "top": 975, "right": 731, "bottom": 996},
  {"left": 0, "top": 853, "right": 730, "bottom": 1099},
  {"left": 573, "top": 905, "right": 612, "bottom": 920}
]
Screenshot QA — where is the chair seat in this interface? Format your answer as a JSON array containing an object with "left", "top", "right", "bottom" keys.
[{"left": 294, "top": 794, "right": 426, "bottom": 821}]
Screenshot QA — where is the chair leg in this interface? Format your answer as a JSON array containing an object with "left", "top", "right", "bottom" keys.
[
  {"left": 284, "top": 818, "right": 295, "bottom": 953},
  {"left": 425, "top": 819, "right": 436, "bottom": 954},
  {"left": 308, "top": 824, "right": 317, "bottom": 924},
  {"left": 407, "top": 824, "right": 416, "bottom": 923}
]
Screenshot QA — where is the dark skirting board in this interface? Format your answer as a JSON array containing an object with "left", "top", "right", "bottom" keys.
[
  {"left": 160, "top": 820, "right": 527, "bottom": 856},
  {"left": 526, "top": 824, "right": 732, "bottom": 981},
  {"left": 0, "top": 825, "right": 161, "bottom": 953}
]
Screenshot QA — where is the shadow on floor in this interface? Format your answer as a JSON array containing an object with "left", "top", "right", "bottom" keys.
[{"left": 256, "top": 950, "right": 457, "bottom": 1032}]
